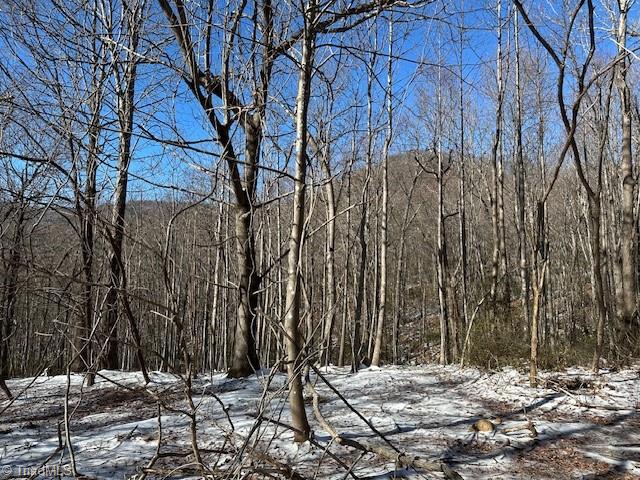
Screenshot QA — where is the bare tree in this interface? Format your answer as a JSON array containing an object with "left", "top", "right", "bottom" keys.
[
  {"left": 513, "top": 6, "right": 531, "bottom": 378},
  {"left": 157, "top": 0, "right": 273, "bottom": 377},
  {"left": 371, "top": 16, "right": 394, "bottom": 367},
  {"left": 490, "top": 0, "right": 507, "bottom": 310},
  {"left": 102, "top": 0, "right": 149, "bottom": 379},
  {"left": 613, "top": 0, "right": 637, "bottom": 331},
  {"left": 0, "top": 169, "right": 29, "bottom": 399},
  {"left": 71, "top": 8, "right": 110, "bottom": 383},
  {"left": 283, "top": 0, "right": 316, "bottom": 442},
  {"left": 514, "top": 0, "right": 608, "bottom": 372}
]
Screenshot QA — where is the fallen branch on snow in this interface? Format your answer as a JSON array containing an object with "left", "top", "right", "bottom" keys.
[{"left": 307, "top": 380, "right": 464, "bottom": 480}]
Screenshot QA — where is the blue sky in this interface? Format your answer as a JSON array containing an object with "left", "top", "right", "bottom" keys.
[{"left": 2, "top": 0, "right": 637, "bottom": 205}]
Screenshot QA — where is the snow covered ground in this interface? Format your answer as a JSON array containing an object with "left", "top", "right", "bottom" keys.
[{"left": 1, "top": 364, "right": 638, "bottom": 479}]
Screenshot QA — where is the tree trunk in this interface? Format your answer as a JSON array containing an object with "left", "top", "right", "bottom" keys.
[
  {"left": 283, "top": 17, "right": 314, "bottom": 443},
  {"left": 529, "top": 260, "right": 545, "bottom": 387},
  {"left": 352, "top": 67, "right": 375, "bottom": 371},
  {"left": 515, "top": 10, "right": 531, "bottom": 340},
  {"left": 589, "top": 197, "right": 607, "bottom": 371},
  {"left": 103, "top": 5, "right": 142, "bottom": 371},
  {"left": 530, "top": 202, "right": 547, "bottom": 387},
  {"left": 320, "top": 148, "right": 337, "bottom": 367},
  {"left": 371, "top": 18, "right": 393, "bottom": 367},
  {"left": 104, "top": 122, "right": 133, "bottom": 367},
  {"left": 437, "top": 149, "right": 450, "bottom": 365},
  {"left": 458, "top": 18, "right": 469, "bottom": 340},
  {"left": 616, "top": 1, "right": 636, "bottom": 329},
  {"left": 393, "top": 170, "right": 420, "bottom": 364},
  {"left": 158, "top": 0, "right": 274, "bottom": 378},
  {"left": 0, "top": 206, "right": 23, "bottom": 399},
  {"left": 490, "top": 0, "right": 505, "bottom": 309},
  {"left": 73, "top": 98, "right": 101, "bottom": 377},
  {"left": 228, "top": 206, "right": 261, "bottom": 376}
]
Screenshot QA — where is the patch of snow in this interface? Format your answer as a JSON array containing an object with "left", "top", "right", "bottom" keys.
[{"left": 1, "top": 364, "right": 638, "bottom": 479}]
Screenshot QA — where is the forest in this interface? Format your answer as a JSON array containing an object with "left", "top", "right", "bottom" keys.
[{"left": 1, "top": 0, "right": 639, "bottom": 478}]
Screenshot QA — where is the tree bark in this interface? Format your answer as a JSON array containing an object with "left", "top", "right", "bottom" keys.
[
  {"left": 352, "top": 53, "right": 376, "bottom": 371},
  {"left": 436, "top": 150, "right": 450, "bottom": 364},
  {"left": 458, "top": 14, "right": 469, "bottom": 341},
  {"left": 589, "top": 197, "right": 607, "bottom": 371},
  {"left": 514, "top": 10, "right": 531, "bottom": 343},
  {"left": 104, "top": 5, "right": 142, "bottom": 370},
  {"left": 0, "top": 205, "right": 24, "bottom": 399},
  {"left": 283, "top": 13, "right": 314, "bottom": 442},
  {"left": 319, "top": 141, "right": 337, "bottom": 367},
  {"left": 72, "top": 50, "right": 106, "bottom": 384},
  {"left": 371, "top": 18, "right": 393, "bottom": 367},
  {"left": 393, "top": 169, "right": 420, "bottom": 363},
  {"left": 158, "top": 0, "right": 275, "bottom": 377},
  {"left": 490, "top": 0, "right": 505, "bottom": 309},
  {"left": 228, "top": 205, "right": 261, "bottom": 376},
  {"left": 615, "top": 0, "right": 637, "bottom": 329}
]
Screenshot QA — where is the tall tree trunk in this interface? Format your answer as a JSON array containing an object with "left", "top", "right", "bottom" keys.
[
  {"left": 458, "top": 14, "right": 469, "bottom": 340},
  {"left": 392, "top": 169, "right": 420, "bottom": 363},
  {"left": 589, "top": 197, "right": 607, "bottom": 371},
  {"left": 0, "top": 206, "right": 24, "bottom": 399},
  {"left": 616, "top": 0, "right": 637, "bottom": 329},
  {"left": 352, "top": 50, "right": 376, "bottom": 371},
  {"left": 283, "top": 15, "right": 314, "bottom": 443},
  {"left": 338, "top": 154, "right": 354, "bottom": 368},
  {"left": 73, "top": 97, "right": 101, "bottom": 376},
  {"left": 72, "top": 46, "right": 107, "bottom": 385},
  {"left": 158, "top": 0, "right": 274, "bottom": 378},
  {"left": 530, "top": 201, "right": 549, "bottom": 386},
  {"left": 490, "top": 0, "right": 505, "bottom": 309},
  {"left": 515, "top": 0, "right": 601, "bottom": 370},
  {"left": 226, "top": 0, "right": 275, "bottom": 377},
  {"left": 319, "top": 144, "right": 337, "bottom": 367},
  {"left": 228, "top": 205, "right": 261, "bottom": 376},
  {"left": 514, "top": 10, "right": 531, "bottom": 342},
  {"left": 209, "top": 202, "right": 223, "bottom": 370},
  {"left": 434, "top": 36, "right": 451, "bottom": 364},
  {"left": 437, "top": 149, "right": 450, "bottom": 364},
  {"left": 104, "top": 8, "right": 142, "bottom": 370},
  {"left": 529, "top": 258, "right": 546, "bottom": 387},
  {"left": 371, "top": 17, "right": 393, "bottom": 367}
]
